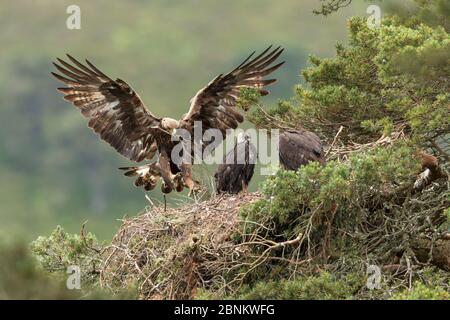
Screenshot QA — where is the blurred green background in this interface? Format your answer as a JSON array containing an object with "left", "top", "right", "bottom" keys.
[{"left": 0, "top": 0, "right": 368, "bottom": 241}]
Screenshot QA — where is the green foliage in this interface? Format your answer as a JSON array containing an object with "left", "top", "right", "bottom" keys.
[
  {"left": 195, "top": 272, "right": 364, "bottom": 300},
  {"left": 210, "top": 269, "right": 449, "bottom": 300},
  {"left": 237, "top": 88, "right": 262, "bottom": 112},
  {"left": 29, "top": 226, "right": 138, "bottom": 299},
  {"left": 236, "top": 1, "right": 449, "bottom": 298},
  {"left": 237, "top": 140, "right": 447, "bottom": 299},
  {"left": 317, "top": 0, "right": 450, "bottom": 32},
  {"left": 445, "top": 207, "right": 450, "bottom": 230},
  {"left": 31, "top": 225, "right": 103, "bottom": 286},
  {"left": 391, "top": 282, "right": 450, "bottom": 300},
  {"left": 236, "top": 272, "right": 361, "bottom": 300},
  {"left": 241, "top": 143, "right": 419, "bottom": 237},
  {"left": 365, "top": 265, "right": 450, "bottom": 300},
  {"left": 387, "top": 0, "right": 450, "bottom": 32}
]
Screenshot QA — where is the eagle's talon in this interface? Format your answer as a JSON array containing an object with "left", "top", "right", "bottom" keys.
[
  {"left": 187, "top": 182, "right": 202, "bottom": 197},
  {"left": 173, "top": 172, "right": 184, "bottom": 192}
]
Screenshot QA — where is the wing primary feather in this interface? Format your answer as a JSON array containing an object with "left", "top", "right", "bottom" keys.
[
  {"left": 238, "top": 79, "right": 277, "bottom": 86},
  {"left": 66, "top": 54, "right": 100, "bottom": 77},
  {"left": 251, "top": 48, "right": 285, "bottom": 71},
  {"left": 57, "top": 86, "right": 97, "bottom": 93},
  {"left": 85, "top": 59, "right": 112, "bottom": 79},
  {"left": 230, "top": 51, "right": 256, "bottom": 72},
  {"left": 238, "top": 45, "right": 274, "bottom": 70},
  {"left": 256, "top": 61, "right": 285, "bottom": 77},
  {"left": 51, "top": 72, "right": 81, "bottom": 86},
  {"left": 56, "top": 58, "right": 93, "bottom": 79},
  {"left": 243, "top": 46, "right": 283, "bottom": 71},
  {"left": 239, "top": 46, "right": 278, "bottom": 71},
  {"left": 52, "top": 62, "right": 90, "bottom": 84}
]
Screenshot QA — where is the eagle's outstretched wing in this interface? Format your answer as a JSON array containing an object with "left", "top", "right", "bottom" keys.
[
  {"left": 181, "top": 46, "right": 284, "bottom": 137},
  {"left": 51, "top": 55, "right": 161, "bottom": 162}
]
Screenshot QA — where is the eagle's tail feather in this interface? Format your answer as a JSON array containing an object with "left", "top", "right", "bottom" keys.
[
  {"left": 119, "top": 163, "right": 161, "bottom": 191},
  {"left": 118, "top": 166, "right": 140, "bottom": 177}
]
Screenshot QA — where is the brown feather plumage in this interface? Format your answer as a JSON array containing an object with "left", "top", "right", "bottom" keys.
[
  {"left": 51, "top": 55, "right": 161, "bottom": 162},
  {"left": 279, "top": 130, "right": 326, "bottom": 170}
]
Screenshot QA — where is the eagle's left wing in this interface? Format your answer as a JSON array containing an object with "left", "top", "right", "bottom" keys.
[
  {"left": 180, "top": 46, "right": 284, "bottom": 139},
  {"left": 51, "top": 55, "right": 161, "bottom": 162}
]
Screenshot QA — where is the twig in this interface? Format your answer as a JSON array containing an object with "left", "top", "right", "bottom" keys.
[{"left": 325, "top": 125, "right": 344, "bottom": 157}]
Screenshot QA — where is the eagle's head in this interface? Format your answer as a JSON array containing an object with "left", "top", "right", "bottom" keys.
[{"left": 160, "top": 117, "right": 180, "bottom": 134}]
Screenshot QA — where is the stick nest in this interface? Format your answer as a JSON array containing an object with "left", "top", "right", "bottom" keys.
[{"left": 101, "top": 193, "right": 262, "bottom": 299}]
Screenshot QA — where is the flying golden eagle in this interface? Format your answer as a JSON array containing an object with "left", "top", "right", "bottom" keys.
[
  {"left": 214, "top": 132, "right": 256, "bottom": 194},
  {"left": 51, "top": 46, "right": 284, "bottom": 194},
  {"left": 278, "top": 129, "right": 326, "bottom": 170}
]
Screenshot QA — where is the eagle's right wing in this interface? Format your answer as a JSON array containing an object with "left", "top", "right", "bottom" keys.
[
  {"left": 181, "top": 46, "right": 284, "bottom": 137},
  {"left": 52, "top": 55, "right": 161, "bottom": 162}
]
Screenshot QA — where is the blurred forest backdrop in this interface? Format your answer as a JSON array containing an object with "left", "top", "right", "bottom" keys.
[{"left": 0, "top": 0, "right": 372, "bottom": 241}]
